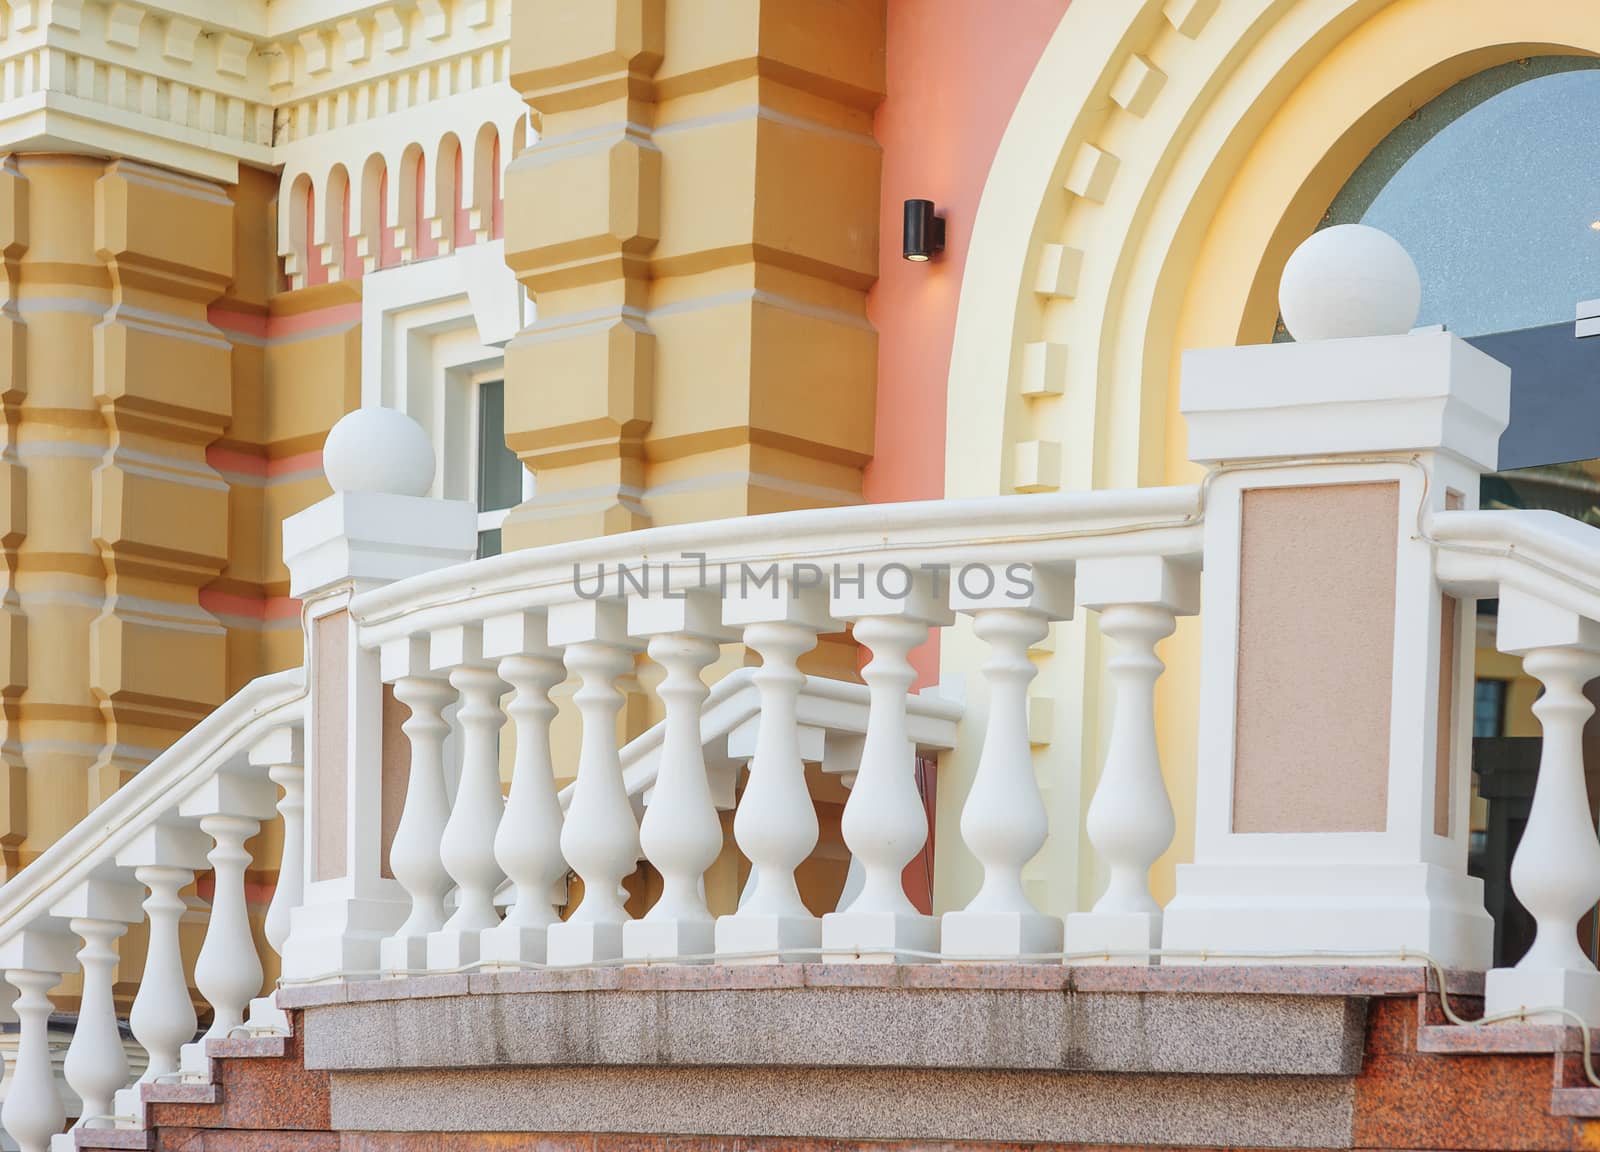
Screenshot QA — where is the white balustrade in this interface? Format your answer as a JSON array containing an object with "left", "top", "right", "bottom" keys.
[
  {"left": 51, "top": 879, "right": 143, "bottom": 1129},
  {"left": 1066, "top": 556, "right": 1198, "bottom": 962},
  {"left": 482, "top": 611, "right": 566, "bottom": 966},
  {"left": 65, "top": 921, "right": 129, "bottom": 1125},
  {"left": 0, "top": 678, "right": 310, "bottom": 1127},
  {"left": 942, "top": 565, "right": 1072, "bottom": 960},
  {"left": 4, "top": 235, "right": 1574, "bottom": 1148},
  {"left": 547, "top": 600, "right": 642, "bottom": 966},
  {"left": 179, "top": 771, "right": 277, "bottom": 1074},
  {"left": 823, "top": 575, "right": 952, "bottom": 961},
  {"left": 0, "top": 929, "right": 73, "bottom": 1152},
  {"left": 816, "top": 731, "right": 865, "bottom": 912},
  {"left": 3, "top": 954, "right": 69, "bottom": 1152},
  {"left": 717, "top": 585, "right": 836, "bottom": 961},
  {"left": 428, "top": 625, "right": 510, "bottom": 969},
  {"left": 381, "top": 637, "right": 457, "bottom": 974},
  {"left": 1485, "top": 588, "right": 1600, "bottom": 1023},
  {"left": 624, "top": 594, "right": 734, "bottom": 963},
  {"left": 116, "top": 824, "right": 211, "bottom": 1085},
  {"left": 244, "top": 727, "right": 307, "bottom": 1036},
  {"left": 130, "top": 867, "right": 195, "bottom": 1074},
  {"left": 258, "top": 728, "right": 307, "bottom": 959}
]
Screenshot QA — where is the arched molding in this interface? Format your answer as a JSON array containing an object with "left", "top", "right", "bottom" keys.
[
  {"left": 316, "top": 164, "right": 352, "bottom": 282},
  {"left": 948, "top": 0, "right": 1600, "bottom": 502},
  {"left": 275, "top": 90, "right": 530, "bottom": 288},
  {"left": 936, "top": 0, "right": 1600, "bottom": 918},
  {"left": 428, "top": 131, "right": 464, "bottom": 255}
]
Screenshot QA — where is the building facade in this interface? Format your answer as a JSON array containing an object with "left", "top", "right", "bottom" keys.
[{"left": 0, "top": 0, "right": 1599, "bottom": 1146}]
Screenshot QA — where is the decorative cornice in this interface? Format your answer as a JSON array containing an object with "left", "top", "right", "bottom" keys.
[{"left": 0, "top": 0, "right": 517, "bottom": 182}]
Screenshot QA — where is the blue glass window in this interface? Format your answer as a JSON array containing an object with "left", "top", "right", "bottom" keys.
[{"left": 1322, "top": 56, "right": 1600, "bottom": 337}]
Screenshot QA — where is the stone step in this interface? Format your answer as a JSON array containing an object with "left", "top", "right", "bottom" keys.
[
  {"left": 140, "top": 1082, "right": 219, "bottom": 1105},
  {"left": 73, "top": 1129, "right": 150, "bottom": 1150},
  {"left": 1551, "top": 1087, "right": 1600, "bottom": 1117},
  {"left": 1418, "top": 1022, "right": 1596, "bottom": 1054}
]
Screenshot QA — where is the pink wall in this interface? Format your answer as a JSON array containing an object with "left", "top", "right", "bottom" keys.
[
  {"left": 866, "top": 0, "right": 1070, "bottom": 505},
  {"left": 866, "top": 0, "right": 1069, "bottom": 687}
]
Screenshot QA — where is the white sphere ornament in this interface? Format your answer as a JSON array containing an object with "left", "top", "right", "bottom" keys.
[
  {"left": 323, "top": 407, "right": 436, "bottom": 497},
  {"left": 1278, "top": 224, "right": 1421, "bottom": 342}
]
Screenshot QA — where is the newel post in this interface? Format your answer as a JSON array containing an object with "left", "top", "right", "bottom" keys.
[
  {"left": 1161, "top": 225, "right": 1505, "bottom": 969},
  {"left": 278, "top": 408, "right": 478, "bottom": 983}
]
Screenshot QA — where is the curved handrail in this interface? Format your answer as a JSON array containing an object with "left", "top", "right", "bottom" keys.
[
  {"left": 1433, "top": 508, "right": 1600, "bottom": 622},
  {"left": 0, "top": 667, "right": 306, "bottom": 947},
  {"left": 601, "top": 666, "right": 962, "bottom": 806},
  {"left": 350, "top": 486, "right": 1204, "bottom": 646}
]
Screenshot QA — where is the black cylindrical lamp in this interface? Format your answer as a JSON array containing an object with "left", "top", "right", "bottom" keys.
[{"left": 902, "top": 199, "right": 945, "bottom": 262}]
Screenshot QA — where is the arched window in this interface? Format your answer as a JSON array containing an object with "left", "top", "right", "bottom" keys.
[
  {"left": 1322, "top": 55, "right": 1600, "bottom": 337},
  {"left": 1312, "top": 55, "right": 1600, "bottom": 479},
  {"left": 1322, "top": 56, "right": 1600, "bottom": 969}
]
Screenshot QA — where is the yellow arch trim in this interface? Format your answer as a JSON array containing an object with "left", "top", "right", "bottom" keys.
[{"left": 936, "top": 0, "right": 1600, "bottom": 916}]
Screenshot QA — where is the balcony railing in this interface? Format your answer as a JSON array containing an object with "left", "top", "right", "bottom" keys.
[{"left": 2, "top": 228, "right": 1600, "bottom": 1151}]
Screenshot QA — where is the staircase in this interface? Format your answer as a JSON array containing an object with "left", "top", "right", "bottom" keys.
[
  {"left": 76, "top": 965, "right": 1600, "bottom": 1152},
  {"left": 18, "top": 246, "right": 1600, "bottom": 1152}
]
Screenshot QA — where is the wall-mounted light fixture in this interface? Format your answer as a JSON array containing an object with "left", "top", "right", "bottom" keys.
[{"left": 902, "top": 199, "right": 945, "bottom": 262}]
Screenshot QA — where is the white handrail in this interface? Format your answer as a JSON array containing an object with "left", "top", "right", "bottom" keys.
[
  {"left": 0, "top": 667, "right": 306, "bottom": 950},
  {"left": 604, "top": 667, "right": 962, "bottom": 806},
  {"left": 1434, "top": 507, "right": 1600, "bottom": 618},
  {"left": 1434, "top": 506, "right": 1600, "bottom": 1026},
  {"left": 350, "top": 486, "right": 1204, "bottom": 646}
]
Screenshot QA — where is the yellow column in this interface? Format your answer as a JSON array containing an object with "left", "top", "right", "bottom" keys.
[
  {"left": 0, "top": 155, "right": 237, "bottom": 870},
  {"left": 9, "top": 155, "right": 114, "bottom": 870},
  {"left": 0, "top": 158, "right": 29, "bottom": 872},
  {"left": 90, "top": 161, "right": 235, "bottom": 804},
  {"left": 503, "top": 0, "right": 885, "bottom": 547}
]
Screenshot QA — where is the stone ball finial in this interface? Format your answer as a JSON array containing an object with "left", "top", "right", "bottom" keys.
[
  {"left": 323, "top": 406, "right": 435, "bottom": 497},
  {"left": 1278, "top": 224, "right": 1422, "bottom": 342}
]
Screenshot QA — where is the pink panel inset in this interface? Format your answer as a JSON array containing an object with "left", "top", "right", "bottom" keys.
[
  {"left": 314, "top": 611, "right": 350, "bottom": 881},
  {"left": 1232, "top": 483, "right": 1398, "bottom": 835}
]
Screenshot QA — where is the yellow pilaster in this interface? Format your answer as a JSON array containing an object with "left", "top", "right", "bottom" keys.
[
  {"left": 9, "top": 155, "right": 113, "bottom": 869},
  {"left": 503, "top": 0, "right": 885, "bottom": 547},
  {"left": 0, "top": 157, "right": 28, "bottom": 869},
  {"left": 0, "top": 155, "right": 240, "bottom": 869},
  {"left": 90, "top": 162, "right": 235, "bottom": 805}
]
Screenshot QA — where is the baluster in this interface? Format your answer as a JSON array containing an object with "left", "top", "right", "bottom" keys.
[
  {"left": 1066, "top": 557, "right": 1196, "bottom": 962},
  {"left": 246, "top": 727, "right": 305, "bottom": 1033},
  {"left": 257, "top": 728, "right": 306, "bottom": 958},
  {"left": 194, "top": 816, "right": 262, "bottom": 1045},
  {"left": 380, "top": 636, "right": 456, "bottom": 975},
  {"left": 178, "top": 772, "right": 276, "bottom": 1076},
  {"left": 547, "top": 599, "right": 641, "bottom": 966},
  {"left": 717, "top": 585, "right": 835, "bottom": 961},
  {"left": 822, "top": 733, "right": 864, "bottom": 913},
  {"left": 427, "top": 624, "right": 508, "bottom": 970},
  {"left": 116, "top": 825, "right": 210, "bottom": 1086},
  {"left": 823, "top": 573, "right": 951, "bottom": 961},
  {"left": 132, "top": 868, "right": 196, "bottom": 1078},
  {"left": 482, "top": 611, "right": 566, "bottom": 966},
  {"left": 50, "top": 879, "right": 143, "bottom": 1130},
  {"left": 942, "top": 565, "right": 1072, "bottom": 960},
  {"left": 0, "top": 928, "right": 74, "bottom": 1152},
  {"left": 1485, "top": 589, "right": 1600, "bottom": 1022},
  {"left": 3, "top": 959, "right": 67, "bottom": 1152},
  {"left": 625, "top": 593, "right": 734, "bottom": 963}
]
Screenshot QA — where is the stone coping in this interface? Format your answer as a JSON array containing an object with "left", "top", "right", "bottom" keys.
[
  {"left": 1552, "top": 1087, "right": 1600, "bottom": 1117},
  {"left": 1419, "top": 1022, "right": 1600, "bottom": 1055},
  {"left": 276, "top": 961, "right": 1484, "bottom": 1009},
  {"left": 204, "top": 1035, "right": 288, "bottom": 1060},
  {"left": 138, "top": 1083, "right": 217, "bottom": 1105},
  {"left": 72, "top": 1129, "right": 150, "bottom": 1150}
]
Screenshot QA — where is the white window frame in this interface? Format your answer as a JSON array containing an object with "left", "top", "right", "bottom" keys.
[
  {"left": 465, "top": 366, "right": 527, "bottom": 542},
  {"left": 359, "top": 240, "right": 534, "bottom": 517}
]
